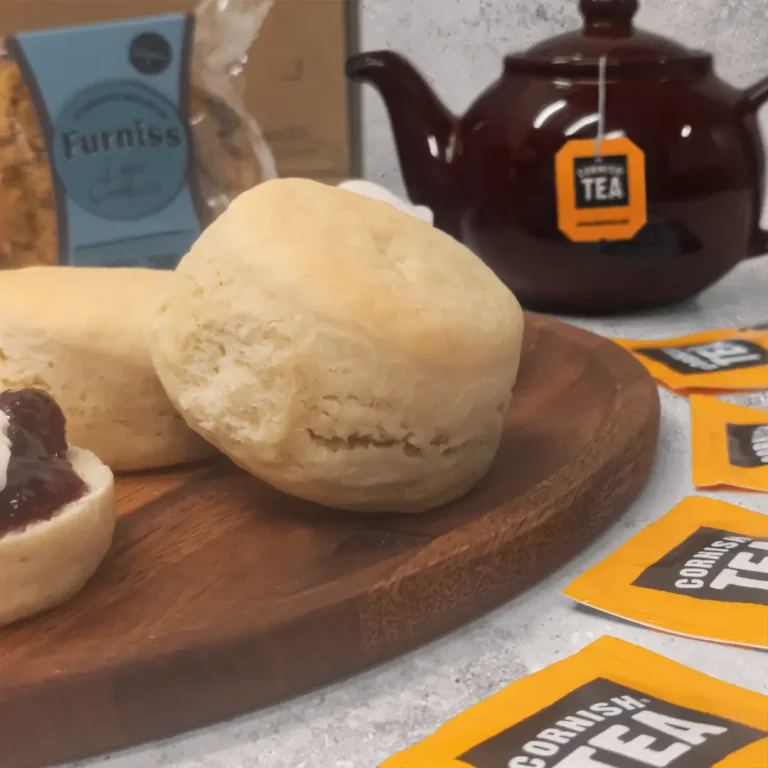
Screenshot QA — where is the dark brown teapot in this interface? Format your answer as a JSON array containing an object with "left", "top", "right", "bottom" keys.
[{"left": 346, "top": 0, "right": 768, "bottom": 315}]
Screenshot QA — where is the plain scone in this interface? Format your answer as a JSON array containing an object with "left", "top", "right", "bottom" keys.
[
  {"left": 0, "top": 267, "right": 215, "bottom": 471},
  {"left": 0, "top": 448, "right": 114, "bottom": 627},
  {"left": 152, "top": 178, "right": 525, "bottom": 512}
]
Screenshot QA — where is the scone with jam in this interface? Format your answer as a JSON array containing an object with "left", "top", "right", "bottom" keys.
[{"left": 0, "top": 388, "right": 114, "bottom": 627}]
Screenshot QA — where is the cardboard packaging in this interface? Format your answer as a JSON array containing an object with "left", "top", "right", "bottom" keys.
[{"left": 0, "top": 0, "right": 361, "bottom": 185}]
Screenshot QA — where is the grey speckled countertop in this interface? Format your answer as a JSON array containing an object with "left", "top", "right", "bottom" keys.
[{"left": 60, "top": 259, "right": 768, "bottom": 768}]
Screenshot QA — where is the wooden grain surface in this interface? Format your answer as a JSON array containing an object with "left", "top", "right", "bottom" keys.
[{"left": 0, "top": 313, "right": 660, "bottom": 768}]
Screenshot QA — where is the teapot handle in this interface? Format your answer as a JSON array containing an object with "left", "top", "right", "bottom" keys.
[
  {"left": 750, "top": 226, "right": 768, "bottom": 258},
  {"left": 744, "top": 76, "right": 768, "bottom": 257}
]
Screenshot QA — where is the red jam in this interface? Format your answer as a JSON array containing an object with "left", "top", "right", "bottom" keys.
[{"left": 0, "top": 389, "right": 86, "bottom": 537}]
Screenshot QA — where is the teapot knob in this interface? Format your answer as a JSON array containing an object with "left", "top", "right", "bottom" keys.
[{"left": 580, "top": 0, "right": 638, "bottom": 32}]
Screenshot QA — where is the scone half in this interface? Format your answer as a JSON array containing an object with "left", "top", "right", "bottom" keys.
[{"left": 0, "top": 447, "right": 115, "bottom": 627}]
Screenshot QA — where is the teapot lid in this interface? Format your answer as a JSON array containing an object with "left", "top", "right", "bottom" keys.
[{"left": 508, "top": 0, "right": 710, "bottom": 73}]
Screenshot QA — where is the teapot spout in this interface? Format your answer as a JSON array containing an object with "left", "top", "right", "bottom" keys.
[{"left": 346, "top": 51, "right": 459, "bottom": 224}]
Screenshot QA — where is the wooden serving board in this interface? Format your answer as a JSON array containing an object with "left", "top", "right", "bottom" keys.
[{"left": 0, "top": 314, "right": 659, "bottom": 768}]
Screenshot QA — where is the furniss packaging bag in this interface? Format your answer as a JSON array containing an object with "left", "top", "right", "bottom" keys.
[
  {"left": 380, "top": 636, "right": 768, "bottom": 768},
  {"left": 613, "top": 327, "right": 768, "bottom": 394},
  {"left": 691, "top": 395, "right": 768, "bottom": 491},
  {"left": 0, "top": 0, "right": 276, "bottom": 270},
  {"left": 564, "top": 497, "right": 768, "bottom": 649}
]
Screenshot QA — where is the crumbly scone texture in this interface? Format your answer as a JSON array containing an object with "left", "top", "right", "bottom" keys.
[
  {"left": 0, "top": 267, "right": 215, "bottom": 470},
  {"left": 0, "top": 447, "right": 115, "bottom": 627},
  {"left": 152, "top": 178, "right": 525, "bottom": 512}
]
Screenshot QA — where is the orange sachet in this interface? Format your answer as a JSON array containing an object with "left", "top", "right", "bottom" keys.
[
  {"left": 565, "top": 497, "right": 768, "bottom": 649},
  {"left": 380, "top": 636, "right": 768, "bottom": 768},
  {"left": 613, "top": 326, "right": 768, "bottom": 393},
  {"left": 691, "top": 395, "right": 768, "bottom": 491}
]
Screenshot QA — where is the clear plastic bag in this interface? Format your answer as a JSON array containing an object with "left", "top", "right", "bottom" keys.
[
  {"left": 192, "top": 0, "right": 277, "bottom": 218},
  {"left": 0, "top": 0, "right": 276, "bottom": 268}
]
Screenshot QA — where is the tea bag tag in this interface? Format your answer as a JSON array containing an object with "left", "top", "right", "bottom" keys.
[
  {"left": 555, "top": 56, "right": 648, "bottom": 243},
  {"left": 595, "top": 55, "right": 606, "bottom": 157}
]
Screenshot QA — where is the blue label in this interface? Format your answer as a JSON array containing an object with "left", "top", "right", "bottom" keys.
[
  {"left": 54, "top": 81, "right": 189, "bottom": 221},
  {"left": 10, "top": 14, "right": 202, "bottom": 268}
]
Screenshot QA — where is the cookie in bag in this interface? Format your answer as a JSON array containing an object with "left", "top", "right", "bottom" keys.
[{"left": 0, "top": 3, "right": 274, "bottom": 270}]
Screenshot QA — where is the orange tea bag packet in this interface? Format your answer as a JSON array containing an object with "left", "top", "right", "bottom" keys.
[
  {"left": 612, "top": 327, "right": 768, "bottom": 393},
  {"left": 564, "top": 497, "right": 768, "bottom": 648},
  {"left": 381, "top": 636, "right": 768, "bottom": 768},
  {"left": 691, "top": 395, "right": 768, "bottom": 491}
]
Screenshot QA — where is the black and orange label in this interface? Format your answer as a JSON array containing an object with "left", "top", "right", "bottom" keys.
[
  {"left": 555, "top": 137, "right": 647, "bottom": 242},
  {"left": 380, "top": 637, "right": 768, "bottom": 768},
  {"left": 564, "top": 497, "right": 768, "bottom": 649},
  {"left": 613, "top": 328, "right": 768, "bottom": 393},
  {"left": 691, "top": 395, "right": 768, "bottom": 491}
]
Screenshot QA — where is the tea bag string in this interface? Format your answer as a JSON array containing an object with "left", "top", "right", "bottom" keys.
[{"left": 595, "top": 55, "right": 607, "bottom": 158}]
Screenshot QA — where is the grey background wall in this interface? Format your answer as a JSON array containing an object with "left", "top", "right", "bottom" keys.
[{"left": 358, "top": 0, "right": 768, "bottom": 214}]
